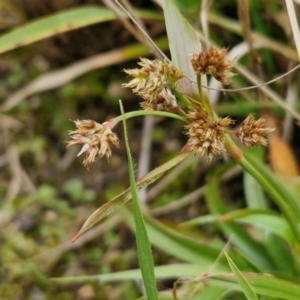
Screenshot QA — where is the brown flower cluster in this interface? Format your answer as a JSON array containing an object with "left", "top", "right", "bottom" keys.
[
  {"left": 236, "top": 114, "right": 274, "bottom": 147},
  {"left": 67, "top": 119, "right": 119, "bottom": 167},
  {"left": 140, "top": 88, "right": 178, "bottom": 111},
  {"left": 184, "top": 107, "right": 234, "bottom": 161},
  {"left": 123, "top": 58, "right": 183, "bottom": 102},
  {"left": 190, "top": 46, "right": 236, "bottom": 84}
]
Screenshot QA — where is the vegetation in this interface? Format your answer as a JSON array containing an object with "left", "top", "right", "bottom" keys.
[{"left": 1, "top": 0, "right": 300, "bottom": 299}]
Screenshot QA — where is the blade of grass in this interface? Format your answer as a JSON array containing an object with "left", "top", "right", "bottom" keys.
[
  {"left": 242, "top": 151, "right": 300, "bottom": 244},
  {"left": 264, "top": 232, "right": 299, "bottom": 278},
  {"left": 225, "top": 252, "right": 258, "bottom": 300},
  {"left": 244, "top": 171, "right": 268, "bottom": 209},
  {"left": 162, "top": 0, "right": 203, "bottom": 98},
  {"left": 190, "top": 285, "right": 228, "bottom": 300},
  {"left": 120, "top": 100, "right": 158, "bottom": 300},
  {"left": 71, "top": 150, "right": 191, "bottom": 242},
  {"left": 225, "top": 137, "right": 300, "bottom": 245},
  {"left": 209, "top": 272, "right": 300, "bottom": 299},
  {"left": 183, "top": 208, "right": 294, "bottom": 245},
  {"left": 51, "top": 263, "right": 207, "bottom": 284},
  {"left": 121, "top": 206, "right": 229, "bottom": 271},
  {"left": 206, "top": 163, "right": 275, "bottom": 271},
  {"left": 0, "top": 6, "right": 162, "bottom": 54}
]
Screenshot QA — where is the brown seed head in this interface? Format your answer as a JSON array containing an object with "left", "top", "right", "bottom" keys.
[
  {"left": 67, "top": 119, "right": 119, "bottom": 167},
  {"left": 140, "top": 88, "right": 178, "bottom": 111},
  {"left": 190, "top": 46, "right": 236, "bottom": 84},
  {"left": 184, "top": 107, "right": 234, "bottom": 161},
  {"left": 236, "top": 114, "right": 275, "bottom": 147},
  {"left": 123, "top": 58, "right": 183, "bottom": 99}
]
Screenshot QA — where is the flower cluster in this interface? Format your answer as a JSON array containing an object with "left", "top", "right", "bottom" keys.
[
  {"left": 67, "top": 119, "right": 119, "bottom": 167},
  {"left": 236, "top": 114, "right": 274, "bottom": 147},
  {"left": 184, "top": 107, "right": 234, "bottom": 161},
  {"left": 123, "top": 58, "right": 183, "bottom": 104},
  {"left": 140, "top": 88, "right": 178, "bottom": 111},
  {"left": 190, "top": 46, "right": 236, "bottom": 84}
]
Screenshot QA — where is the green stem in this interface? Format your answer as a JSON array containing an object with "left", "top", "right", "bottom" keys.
[
  {"left": 197, "top": 75, "right": 214, "bottom": 117},
  {"left": 197, "top": 75, "right": 203, "bottom": 102},
  {"left": 113, "top": 110, "right": 187, "bottom": 125},
  {"left": 225, "top": 135, "right": 300, "bottom": 244}
]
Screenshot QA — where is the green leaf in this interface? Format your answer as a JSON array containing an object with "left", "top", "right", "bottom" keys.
[
  {"left": 209, "top": 273, "right": 300, "bottom": 300},
  {"left": 190, "top": 285, "right": 228, "bottom": 300},
  {"left": 51, "top": 263, "right": 207, "bottom": 284},
  {"left": 162, "top": 0, "right": 203, "bottom": 98},
  {"left": 225, "top": 253, "right": 258, "bottom": 300},
  {"left": 242, "top": 152, "right": 300, "bottom": 244},
  {"left": 120, "top": 101, "right": 158, "bottom": 300},
  {"left": 206, "top": 164, "right": 275, "bottom": 271},
  {"left": 264, "top": 232, "right": 299, "bottom": 278},
  {"left": 183, "top": 208, "right": 294, "bottom": 245},
  {"left": 244, "top": 171, "right": 267, "bottom": 209},
  {"left": 0, "top": 6, "right": 162, "bottom": 54},
  {"left": 72, "top": 150, "right": 191, "bottom": 241},
  {"left": 121, "top": 206, "right": 228, "bottom": 270}
]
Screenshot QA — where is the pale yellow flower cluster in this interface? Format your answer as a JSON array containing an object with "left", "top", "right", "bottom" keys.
[
  {"left": 184, "top": 107, "right": 234, "bottom": 161},
  {"left": 67, "top": 120, "right": 119, "bottom": 167}
]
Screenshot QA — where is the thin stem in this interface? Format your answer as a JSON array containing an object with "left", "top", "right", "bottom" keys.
[
  {"left": 113, "top": 110, "right": 188, "bottom": 125},
  {"left": 197, "top": 75, "right": 214, "bottom": 117},
  {"left": 197, "top": 75, "right": 203, "bottom": 101}
]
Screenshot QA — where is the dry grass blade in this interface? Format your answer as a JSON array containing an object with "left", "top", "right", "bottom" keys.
[{"left": 285, "top": 0, "right": 300, "bottom": 60}]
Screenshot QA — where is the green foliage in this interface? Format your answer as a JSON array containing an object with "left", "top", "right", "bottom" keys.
[{"left": 3, "top": 1, "right": 300, "bottom": 299}]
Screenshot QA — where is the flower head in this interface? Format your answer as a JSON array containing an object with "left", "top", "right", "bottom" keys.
[
  {"left": 184, "top": 107, "right": 234, "bottom": 161},
  {"left": 67, "top": 119, "right": 119, "bottom": 167},
  {"left": 140, "top": 88, "right": 178, "bottom": 111},
  {"left": 190, "top": 46, "right": 236, "bottom": 84},
  {"left": 236, "top": 114, "right": 274, "bottom": 147},
  {"left": 123, "top": 58, "right": 183, "bottom": 99}
]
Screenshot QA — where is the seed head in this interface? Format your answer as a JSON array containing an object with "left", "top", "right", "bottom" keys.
[
  {"left": 236, "top": 114, "right": 274, "bottom": 147},
  {"left": 190, "top": 46, "right": 236, "bottom": 84},
  {"left": 140, "top": 88, "right": 178, "bottom": 111},
  {"left": 123, "top": 58, "right": 183, "bottom": 99},
  {"left": 184, "top": 107, "right": 234, "bottom": 161},
  {"left": 67, "top": 119, "right": 119, "bottom": 167}
]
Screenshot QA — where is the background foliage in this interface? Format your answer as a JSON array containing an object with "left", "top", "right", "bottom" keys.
[{"left": 1, "top": 0, "right": 300, "bottom": 299}]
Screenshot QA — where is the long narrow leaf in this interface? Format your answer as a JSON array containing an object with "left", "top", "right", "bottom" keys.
[
  {"left": 225, "top": 253, "right": 258, "bottom": 300},
  {"left": 163, "top": 0, "right": 203, "bottom": 98},
  {"left": 0, "top": 6, "right": 162, "bottom": 54},
  {"left": 206, "top": 164, "right": 275, "bottom": 270},
  {"left": 51, "top": 263, "right": 207, "bottom": 284},
  {"left": 120, "top": 101, "right": 158, "bottom": 300},
  {"left": 242, "top": 152, "right": 300, "bottom": 244},
  {"left": 209, "top": 273, "right": 300, "bottom": 300},
  {"left": 244, "top": 171, "right": 267, "bottom": 209},
  {"left": 121, "top": 206, "right": 228, "bottom": 271},
  {"left": 183, "top": 208, "right": 294, "bottom": 245},
  {"left": 72, "top": 151, "right": 191, "bottom": 241}
]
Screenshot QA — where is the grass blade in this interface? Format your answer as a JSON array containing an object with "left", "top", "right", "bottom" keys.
[
  {"left": 0, "top": 6, "right": 162, "bottom": 55},
  {"left": 72, "top": 151, "right": 190, "bottom": 241},
  {"left": 225, "top": 253, "right": 258, "bottom": 300},
  {"left": 162, "top": 0, "right": 204, "bottom": 98},
  {"left": 209, "top": 272, "right": 300, "bottom": 299},
  {"left": 51, "top": 263, "right": 207, "bottom": 284},
  {"left": 120, "top": 100, "right": 158, "bottom": 300},
  {"left": 244, "top": 171, "right": 268, "bottom": 209},
  {"left": 206, "top": 164, "right": 275, "bottom": 270},
  {"left": 242, "top": 151, "right": 300, "bottom": 244},
  {"left": 121, "top": 206, "right": 228, "bottom": 270}
]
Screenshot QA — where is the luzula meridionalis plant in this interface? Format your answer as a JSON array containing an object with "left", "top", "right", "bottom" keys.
[
  {"left": 62, "top": 2, "right": 300, "bottom": 298},
  {"left": 67, "top": 46, "right": 273, "bottom": 167}
]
